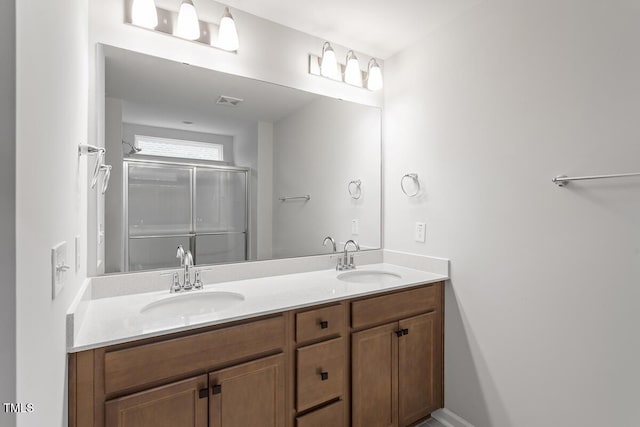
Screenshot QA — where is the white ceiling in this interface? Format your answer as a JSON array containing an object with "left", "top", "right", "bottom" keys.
[
  {"left": 104, "top": 46, "right": 318, "bottom": 135},
  {"left": 223, "top": 0, "right": 483, "bottom": 59}
]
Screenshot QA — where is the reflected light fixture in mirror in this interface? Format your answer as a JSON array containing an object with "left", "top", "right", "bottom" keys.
[
  {"left": 320, "top": 42, "right": 340, "bottom": 80},
  {"left": 344, "top": 50, "right": 363, "bottom": 87},
  {"left": 131, "top": 0, "right": 158, "bottom": 29},
  {"left": 175, "top": 0, "right": 200, "bottom": 40},
  {"left": 367, "top": 59, "right": 383, "bottom": 91},
  {"left": 217, "top": 7, "right": 239, "bottom": 51}
]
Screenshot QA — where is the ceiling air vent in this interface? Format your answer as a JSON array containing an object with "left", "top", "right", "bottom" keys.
[{"left": 216, "top": 95, "right": 244, "bottom": 107}]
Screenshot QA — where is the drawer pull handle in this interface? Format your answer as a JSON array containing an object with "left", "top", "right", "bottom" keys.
[
  {"left": 319, "top": 320, "right": 329, "bottom": 329},
  {"left": 320, "top": 371, "right": 329, "bottom": 381},
  {"left": 212, "top": 384, "right": 222, "bottom": 395},
  {"left": 198, "top": 388, "right": 208, "bottom": 399}
]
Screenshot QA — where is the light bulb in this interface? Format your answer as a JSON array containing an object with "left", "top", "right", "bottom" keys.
[
  {"left": 217, "top": 7, "right": 239, "bottom": 51},
  {"left": 131, "top": 0, "right": 158, "bottom": 29},
  {"left": 367, "top": 59, "right": 384, "bottom": 91},
  {"left": 320, "top": 42, "right": 340, "bottom": 81},
  {"left": 175, "top": 0, "right": 200, "bottom": 40},
  {"left": 344, "top": 51, "right": 362, "bottom": 87}
]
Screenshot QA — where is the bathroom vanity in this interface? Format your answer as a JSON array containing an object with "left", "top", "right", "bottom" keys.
[{"left": 68, "top": 264, "right": 445, "bottom": 427}]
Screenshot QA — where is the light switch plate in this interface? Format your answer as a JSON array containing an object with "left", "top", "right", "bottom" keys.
[
  {"left": 51, "top": 241, "right": 68, "bottom": 299},
  {"left": 351, "top": 219, "right": 359, "bottom": 235},
  {"left": 415, "top": 222, "right": 426, "bottom": 243}
]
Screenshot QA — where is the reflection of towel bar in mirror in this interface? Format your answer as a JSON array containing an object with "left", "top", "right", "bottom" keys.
[
  {"left": 279, "top": 195, "right": 311, "bottom": 202},
  {"left": 348, "top": 180, "right": 362, "bottom": 199},
  {"left": 401, "top": 173, "right": 420, "bottom": 197}
]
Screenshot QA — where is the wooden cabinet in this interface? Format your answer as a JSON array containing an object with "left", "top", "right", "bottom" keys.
[
  {"left": 105, "top": 375, "right": 208, "bottom": 427},
  {"left": 209, "top": 354, "right": 285, "bottom": 427},
  {"left": 351, "top": 285, "right": 444, "bottom": 427},
  {"left": 69, "top": 282, "right": 444, "bottom": 427},
  {"left": 351, "top": 323, "right": 398, "bottom": 427},
  {"left": 398, "top": 312, "right": 442, "bottom": 426}
]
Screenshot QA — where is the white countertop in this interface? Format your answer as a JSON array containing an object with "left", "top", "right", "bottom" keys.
[{"left": 69, "top": 262, "right": 447, "bottom": 352}]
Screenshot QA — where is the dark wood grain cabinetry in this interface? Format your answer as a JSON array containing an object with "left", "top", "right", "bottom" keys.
[{"left": 69, "top": 282, "right": 444, "bottom": 427}]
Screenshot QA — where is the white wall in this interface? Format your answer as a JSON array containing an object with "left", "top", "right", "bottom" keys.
[
  {"left": 384, "top": 1, "right": 640, "bottom": 426},
  {"left": 257, "top": 121, "right": 274, "bottom": 259},
  {"left": 232, "top": 124, "right": 259, "bottom": 260},
  {"left": 15, "top": 1, "right": 88, "bottom": 427},
  {"left": 104, "top": 98, "right": 123, "bottom": 273},
  {"left": 273, "top": 97, "right": 381, "bottom": 258},
  {"left": 0, "top": 0, "right": 16, "bottom": 426}
]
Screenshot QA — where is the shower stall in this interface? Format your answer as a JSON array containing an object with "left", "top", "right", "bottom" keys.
[{"left": 123, "top": 158, "right": 249, "bottom": 271}]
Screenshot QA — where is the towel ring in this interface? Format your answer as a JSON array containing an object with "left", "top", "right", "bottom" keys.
[
  {"left": 401, "top": 173, "right": 420, "bottom": 197},
  {"left": 348, "top": 180, "right": 362, "bottom": 199}
]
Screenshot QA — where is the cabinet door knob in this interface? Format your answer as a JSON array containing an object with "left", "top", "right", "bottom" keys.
[
  {"left": 395, "top": 330, "right": 404, "bottom": 337},
  {"left": 403, "top": 328, "right": 409, "bottom": 336},
  {"left": 320, "top": 371, "right": 329, "bottom": 381},
  {"left": 198, "top": 388, "right": 208, "bottom": 399},
  {"left": 319, "top": 320, "right": 329, "bottom": 329},
  {"left": 212, "top": 384, "right": 222, "bottom": 395}
]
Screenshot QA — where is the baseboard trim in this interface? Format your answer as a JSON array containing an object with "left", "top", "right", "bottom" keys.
[{"left": 432, "top": 408, "right": 475, "bottom": 427}]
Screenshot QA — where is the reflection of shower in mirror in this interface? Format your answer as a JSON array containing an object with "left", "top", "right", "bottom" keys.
[{"left": 122, "top": 140, "right": 142, "bottom": 155}]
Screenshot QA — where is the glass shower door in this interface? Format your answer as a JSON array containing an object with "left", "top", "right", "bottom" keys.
[
  {"left": 126, "top": 163, "right": 193, "bottom": 271},
  {"left": 194, "top": 168, "right": 247, "bottom": 264}
]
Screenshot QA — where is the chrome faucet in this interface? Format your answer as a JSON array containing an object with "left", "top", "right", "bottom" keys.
[
  {"left": 323, "top": 236, "right": 337, "bottom": 253},
  {"left": 170, "top": 247, "right": 202, "bottom": 293},
  {"left": 337, "top": 239, "right": 360, "bottom": 271}
]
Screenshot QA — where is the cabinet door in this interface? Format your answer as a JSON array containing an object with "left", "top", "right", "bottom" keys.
[
  {"left": 352, "top": 322, "right": 398, "bottom": 427},
  {"left": 209, "top": 354, "right": 285, "bottom": 427},
  {"left": 104, "top": 375, "right": 208, "bottom": 427},
  {"left": 398, "top": 311, "right": 442, "bottom": 427}
]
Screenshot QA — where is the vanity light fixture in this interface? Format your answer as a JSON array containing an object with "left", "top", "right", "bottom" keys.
[
  {"left": 320, "top": 42, "right": 340, "bottom": 80},
  {"left": 175, "top": 0, "right": 201, "bottom": 40},
  {"left": 366, "top": 59, "right": 384, "bottom": 91},
  {"left": 216, "top": 7, "right": 239, "bottom": 51},
  {"left": 131, "top": 0, "right": 158, "bottom": 29},
  {"left": 344, "top": 50, "right": 363, "bottom": 87},
  {"left": 309, "top": 42, "right": 384, "bottom": 91},
  {"left": 126, "top": 0, "right": 239, "bottom": 53}
]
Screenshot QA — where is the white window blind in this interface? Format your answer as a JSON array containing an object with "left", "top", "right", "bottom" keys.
[{"left": 134, "top": 135, "right": 224, "bottom": 161}]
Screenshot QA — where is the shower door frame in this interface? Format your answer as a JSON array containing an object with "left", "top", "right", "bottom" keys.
[{"left": 123, "top": 157, "right": 250, "bottom": 272}]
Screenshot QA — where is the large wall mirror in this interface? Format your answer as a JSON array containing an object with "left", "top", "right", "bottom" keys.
[{"left": 96, "top": 45, "right": 381, "bottom": 275}]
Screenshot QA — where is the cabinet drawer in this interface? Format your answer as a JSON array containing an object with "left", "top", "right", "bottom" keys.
[
  {"left": 104, "top": 316, "right": 285, "bottom": 395},
  {"left": 296, "top": 304, "right": 344, "bottom": 344},
  {"left": 351, "top": 285, "right": 437, "bottom": 330},
  {"left": 296, "top": 400, "right": 344, "bottom": 427},
  {"left": 296, "top": 337, "right": 345, "bottom": 412}
]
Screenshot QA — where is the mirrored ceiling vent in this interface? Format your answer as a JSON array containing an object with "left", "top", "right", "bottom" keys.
[
  {"left": 216, "top": 95, "right": 244, "bottom": 107},
  {"left": 127, "top": 0, "right": 240, "bottom": 52},
  {"left": 309, "top": 42, "right": 384, "bottom": 91}
]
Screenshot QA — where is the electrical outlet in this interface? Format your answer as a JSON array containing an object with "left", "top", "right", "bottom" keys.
[
  {"left": 51, "top": 241, "right": 70, "bottom": 299},
  {"left": 351, "top": 219, "right": 360, "bottom": 235},
  {"left": 415, "top": 222, "right": 426, "bottom": 243}
]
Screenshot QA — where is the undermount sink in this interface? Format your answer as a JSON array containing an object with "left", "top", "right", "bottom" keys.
[
  {"left": 337, "top": 270, "right": 402, "bottom": 285},
  {"left": 140, "top": 291, "right": 245, "bottom": 317}
]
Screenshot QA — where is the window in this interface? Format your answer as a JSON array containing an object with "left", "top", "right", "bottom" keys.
[{"left": 134, "top": 135, "right": 224, "bottom": 162}]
